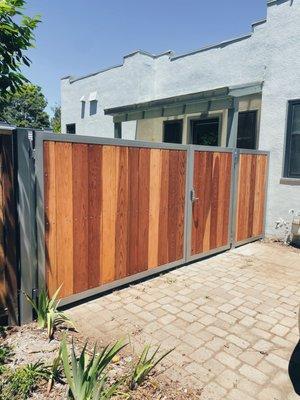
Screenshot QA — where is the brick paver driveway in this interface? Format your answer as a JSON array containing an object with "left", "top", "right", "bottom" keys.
[{"left": 67, "top": 242, "right": 300, "bottom": 399}]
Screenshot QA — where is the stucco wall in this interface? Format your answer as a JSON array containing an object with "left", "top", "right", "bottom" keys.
[{"left": 61, "top": 0, "right": 300, "bottom": 237}]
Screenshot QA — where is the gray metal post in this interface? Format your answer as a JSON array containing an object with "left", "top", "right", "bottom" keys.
[
  {"left": 227, "top": 97, "right": 239, "bottom": 148},
  {"left": 14, "top": 129, "right": 37, "bottom": 324}
]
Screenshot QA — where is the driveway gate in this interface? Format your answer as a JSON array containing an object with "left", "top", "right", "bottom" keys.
[{"left": 4, "top": 130, "right": 269, "bottom": 322}]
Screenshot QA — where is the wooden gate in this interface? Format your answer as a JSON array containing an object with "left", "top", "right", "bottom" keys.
[
  {"left": 187, "top": 148, "right": 233, "bottom": 262},
  {"left": 233, "top": 150, "right": 269, "bottom": 246},
  {"left": 35, "top": 133, "right": 269, "bottom": 306},
  {"left": 0, "top": 134, "right": 18, "bottom": 324},
  {"left": 37, "top": 137, "right": 188, "bottom": 302}
]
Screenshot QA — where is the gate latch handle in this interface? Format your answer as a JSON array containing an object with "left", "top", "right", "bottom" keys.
[{"left": 191, "top": 188, "right": 199, "bottom": 203}]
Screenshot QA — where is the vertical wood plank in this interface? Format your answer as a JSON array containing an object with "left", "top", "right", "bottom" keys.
[
  {"left": 167, "top": 151, "right": 178, "bottom": 263},
  {"left": 55, "top": 142, "right": 73, "bottom": 298},
  {"left": 115, "top": 146, "right": 129, "bottom": 280},
  {"left": 127, "top": 147, "right": 139, "bottom": 275},
  {"left": 247, "top": 155, "right": 257, "bottom": 238},
  {"left": 137, "top": 148, "right": 150, "bottom": 272},
  {"left": 209, "top": 153, "right": 220, "bottom": 250},
  {"left": 101, "top": 146, "right": 117, "bottom": 284},
  {"left": 44, "top": 142, "right": 57, "bottom": 296},
  {"left": 87, "top": 145, "right": 101, "bottom": 288},
  {"left": 202, "top": 152, "right": 213, "bottom": 252},
  {"left": 148, "top": 149, "right": 162, "bottom": 268},
  {"left": 72, "top": 144, "right": 89, "bottom": 294},
  {"left": 176, "top": 151, "right": 186, "bottom": 260},
  {"left": 158, "top": 150, "right": 169, "bottom": 266}
]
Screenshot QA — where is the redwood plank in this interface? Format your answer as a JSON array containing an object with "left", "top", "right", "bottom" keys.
[
  {"left": 247, "top": 155, "right": 257, "bottom": 238},
  {"left": 137, "top": 148, "right": 150, "bottom": 272},
  {"left": 87, "top": 145, "right": 102, "bottom": 288},
  {"left": 55, "top": 142, "right": 73, "bottom": 298},
  {"left": 44, "top": 142, "right": 57, "bottom": 296},
  {"left": 209, "top": 153, "right": 220, "bottom": 250},
  {"left": 148, "top": 149, "right": 162, "bottom": 268},
  {"left": 176, "top": 151, "right": 186, "bottom": 260},
  {"left": 202, "top": 152, "right": 213, "bottom": 252},
  {"left": 101, "top": 146, "right": 117, "bottom": 284},
  {"left": 127, "top": 147, "right": 139, "bottom": 275},
  {"left": 72, "top": 144, "right": 89, "bottom": 294},
  {"left": 115, "top": 146, "right": 129, "bottom": 280},
  {"left": 167, "top": 151, "right": 178, "bottom": 262},
  {"left": 158, "top": 150, "right": 169, "bottom": 266}
]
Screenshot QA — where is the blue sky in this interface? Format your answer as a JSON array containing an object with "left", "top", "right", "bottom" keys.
[{"left": 23, "top": 0, "right": 267, "bottom": 115}]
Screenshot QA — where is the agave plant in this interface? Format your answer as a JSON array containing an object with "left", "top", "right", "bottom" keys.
[
  {"left": 24, "top": 286, "right": 76, "bottom": 340},
  {"left": 61, "top": 338, "right": 127, "bottom": 400},
  {"left": 130, "top": 345, "right": 174, "bottom": 389}
]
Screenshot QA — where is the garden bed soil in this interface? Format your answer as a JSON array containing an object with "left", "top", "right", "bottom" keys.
[{"left": 0, "top": 324, "right": 202, "bottom": 399}]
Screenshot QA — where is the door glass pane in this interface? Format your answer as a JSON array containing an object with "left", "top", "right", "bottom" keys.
[
  {"left": 290, "top": 134, "right": 300, "bottom": 176},
  {"left": 191, "top": 118, "right": 219, "bottom": 146},
  {"left": 163, "top": 120, "right": 183, "bottom": 144},
  {"left": 237, "top": 111, "right": 257, "bottom": 149},
  {"left": 292, "top": 104, "right": 300, "bottom": 134}
]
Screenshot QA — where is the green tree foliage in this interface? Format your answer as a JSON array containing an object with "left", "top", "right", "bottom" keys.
[
  {"left": 0, "top": 0, "right": 40, "bottom": 96},
  {"left": 0, "top": 83, "right": 50, "bottom": 128},
  {"left": 51, "top": 105, "right": 61, "bottom": 133}
]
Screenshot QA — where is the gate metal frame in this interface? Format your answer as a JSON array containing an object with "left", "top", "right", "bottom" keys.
[
  {"left": 34, "top": 132, "right": 191, "bottom": 307},
  {"left": 32, "top": 132, "right": 270, "bottom": 310}
]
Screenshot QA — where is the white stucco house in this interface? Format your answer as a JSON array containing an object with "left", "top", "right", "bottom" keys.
[{"left": 61, "top": 0, "right": 300, "bottom": 238}]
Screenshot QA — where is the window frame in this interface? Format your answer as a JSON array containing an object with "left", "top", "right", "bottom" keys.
[
  {"left": 284, "top": 99, "right": 300, "bottom": 179},
  {"left": 66, "top": 123, "right": 76, "bottom": 134},
  {"left": 187, "top": 114, "right": 222, "bottom": 146},
  {"left": 163, "top": 119, "right": 183, "bottom": 144},
  {"left": 237, "top": 110, "right": 258, "bottom": 150}
]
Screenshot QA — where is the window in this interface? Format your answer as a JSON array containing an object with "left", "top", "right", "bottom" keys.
[
  {"left": 237, "top": 111, "right": 257, "bottom": 149},
  {"left": 284, "top": 100, "right": 300, "bottom": 178},
  {"left": 81, "top": 101, "right": 85, "bottom": 119},
  {"left": 90, "top": 100, "right": 97, "bottom": 116},
  {"left": 163, "top": 120, "right": 183, "bottom": 143},
  {"left": 190, "top": 118, "right": 220, "bottom": 146},
  {"left": 66, "top": 123, "right": 76, "bottom": 134}
]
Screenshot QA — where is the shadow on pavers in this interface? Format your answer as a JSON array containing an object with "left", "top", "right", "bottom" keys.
[{"left": 289, "top": 340, "right": 300, "bottom": 395}]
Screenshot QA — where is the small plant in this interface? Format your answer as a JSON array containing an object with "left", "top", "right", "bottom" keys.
[
  {"left": 47, "top": 344, "right": 64, "bottom": 394},
  {"left": 24, "top": 286, "right": 76, "bottom": 339},
  {"left": 61, "top": 338, "right": 127, "bottom": 400},
  {"left": 0, "top": 344, "right": 13, "bottom": 366},
  {"left": 1, "top": 361, "right": 49, "bottom": 399},
  {"left": 130, "top": 345, "right": 174, "bottom": 390}
]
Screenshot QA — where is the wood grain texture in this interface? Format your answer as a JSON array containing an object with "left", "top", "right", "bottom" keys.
[
  {"left": 235, "top": 154, "right": 268, "bottom": 242},
  {"left": 72, "top": 144, "right": 89, "bottom": 294},
  {"left": 148, "top": 149, "right": 162, "bottom": 269},
  {"left": 44, "top": 142, "right": 187, "bottom": 299},
  {"left": 44, "top": 142, "right": 57, "bottom": 297},
  {"left": 192, "top": 151, "right": 232, "bottom": 256},
  {"left": 55, "top": 142, "right": 73, "bottom": 298},
  {"left": 115, "top": 146, "right": 128, "bottom": 280},
  {"left": 87, "top": 145, "right": 101, "bottom": 289},
  {"left": 101, "top": 146, "right": 117, "bottom": 284},
  {"left": 137, "top": 148, "right": 150, "bottom": 272}
]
